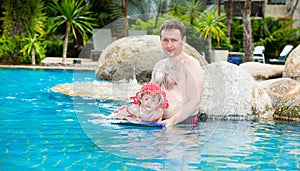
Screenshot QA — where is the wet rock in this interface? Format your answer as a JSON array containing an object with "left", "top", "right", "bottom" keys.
[
  {"left": 199, "top": 61, "right": 272, "bottom": 120},
  {"left": 239, "top": 62, "right": 284, "bottom": 80},
  {"left": 259, "top": 78, "right": 298, "bottom": 108},
  {"left": 273, "top": 83, "right": 300, "bottom": 121},
  {"left": 95, "top": 35, "right": 207, "bottom": 82},
  {"left": 283, "top": 44, "right": 300, "bottom": 81}
]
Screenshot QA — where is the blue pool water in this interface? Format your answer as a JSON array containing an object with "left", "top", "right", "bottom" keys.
[{"left": 0, "top": 68, "right": 299, "bottom": 170}]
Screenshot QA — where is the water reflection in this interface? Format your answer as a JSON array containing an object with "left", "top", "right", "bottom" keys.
[
  {"left": 85, "top": 115, "right": 200, "bottom": 160},
  {"left": 79, "top": 110, "right": 299, "bottom": 170},
  {"left": 84, "top": 115, "right": 257, "bottom": 161},
  {"left": 72, "top": 95, "right": 299, "bottom": 170}
]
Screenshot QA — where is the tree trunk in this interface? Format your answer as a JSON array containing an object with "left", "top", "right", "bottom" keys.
[
  {"left": 243, "top": 0, "right": 253, "bottom": 62},
  {"left": 226, "top": 0, "right": 233, "bottom": 38},
  {"left": 31, "top": 47, "right": 36, "bottom": 65},
  {"left": 62, "top": 22, "right": 70, "bottom": 64},
  {"left": 155, "top": 0, "right": 162, "bottom": 28},
  {"left": 288, "top": 0, "right": 299, "bottom": 18},
  {"left": 207, "top": 37, "right": 212, "bottom": 63},
  {"left": 122, "top": 0, "right": 128, "bottom": 37},
  {"left": 217, "top": 0, "right": 221, "bottom": 48}
]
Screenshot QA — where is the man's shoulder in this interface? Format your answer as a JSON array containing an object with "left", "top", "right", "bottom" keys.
[
  {"left": 184, "top": 55, "right": 201, "bottom": 65},
  {"left": 158, "top": 58, "right": 168, "bottom": 63},
  {"left": 154, "top": 58, "right": 168, "bottom": 67}
]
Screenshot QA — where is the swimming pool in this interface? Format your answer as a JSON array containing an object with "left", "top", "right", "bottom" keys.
[{"left": 0, "top": 68, "right": 299, "bottom": 170}]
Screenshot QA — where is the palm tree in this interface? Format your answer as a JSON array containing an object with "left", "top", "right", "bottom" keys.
[
  {"left": 195, "top": 8, "right": 226, "bottom": 62},
  {"left": 108, "top": 0, "right": 159, "bottom": 37},
  {"left": 185, "top": 0, "right": 205, "bottom": 25},
  {"left": 168, "top": 0, "right": 185, "bottom": 16},
  {"left": 21, "top": 34, "right": 46, "bottom": 65},
  {"left": 49, "top": 0, "right": 96, "bottom": 64},
  {"left": 21, "top": 0, "right": 47, "bottom": 65}
]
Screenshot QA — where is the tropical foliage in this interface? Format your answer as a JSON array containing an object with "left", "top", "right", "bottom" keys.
[
  {"left": 230, "top": 17, "right": 300, "bottom": 59},
  {"left": 253, "top": 17, "right": 300, "bottom": 58},
  {"left": 131, "top": 3, "right": 230, "bottom": 60},
  {"left": 0, "top": 35, "right": 18, "bottom": 64},
  {"left": 168, "top": 0, "right": 185, "bottom": 16},
  {"left": 105, "top": 0, "right": 163, "bottom": 38},
  {"left": 195, "top": 8, "right": 228, "bottom": 62},
  {"left": 227, "top": 16, "right": 300, "bottom": 59},
  {"left": 0, "top": 0, "right": 46, "bottom": 64},
  {"left": 228, "top": 18, "right": 244, "bottom": 52},
  {"left": 48, "top": 0, "right": 96, "bottom": 64},
  {"left": 196, "top": 9, "right": 226, "bottom": 47},
  {"left": 0, "top": 0, "right": 299, "bottom": 65},
  {"left": 20, "top": 0, "right": 47, "bottom": 65},
  {"left": 185, "top": 0, "right": 205, "bottom": 25},
  {"left": 20, "top": 34, "right": 47, "bottom": 65}
]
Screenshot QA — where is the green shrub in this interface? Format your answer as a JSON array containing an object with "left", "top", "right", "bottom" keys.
[
  {"left": 45, "top": 40, "right": 74, "bottom": 57},
  {"left": 45, "top": 40, "right": 63, "bottom": 57},
  {"left": 0, "top": 35, "right": 21, "bottom": 64}
]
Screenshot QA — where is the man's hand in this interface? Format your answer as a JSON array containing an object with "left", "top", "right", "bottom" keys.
[{"left": 157, "top": 116, "right": 177, "bottom": 128}]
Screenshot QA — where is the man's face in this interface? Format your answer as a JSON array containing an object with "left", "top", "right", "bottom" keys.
[{"left": 160, "top": 29, "right": 185, "bottom": 57}]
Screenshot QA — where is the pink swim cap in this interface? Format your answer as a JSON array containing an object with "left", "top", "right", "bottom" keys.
[{"left": 130, "top": 82, "right": 169, "bottom": 108}]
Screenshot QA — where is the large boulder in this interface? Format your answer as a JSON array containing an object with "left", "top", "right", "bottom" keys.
[
  {"left": 53, "top": 61, "right": 273, "bottom": 120},
  {"left": 273, "top": 83, "right": 300, "bottom": 121},
  {"left": 199, "top": 61, "right": 272, "bottom": 120},
  {"left": 283, "top": 44, "right": 300, "bottom": 81},
  {"left": 258, "top": 78, "right": 298, "bottom": 108},
  {"left": 239, "top": 62, "right": 284, "bottom": 80},
  {"left": 95, "top": 35, "right": 207, "bottom": 82}
]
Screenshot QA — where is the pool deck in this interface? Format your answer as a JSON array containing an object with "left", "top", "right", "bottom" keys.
[{"left": 0, "top": 57, "right": 98, "bottom": 71}]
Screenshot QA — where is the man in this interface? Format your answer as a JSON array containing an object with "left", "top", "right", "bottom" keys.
[{"left": 151, "top": 19, "right": 204, "bottom": 128}]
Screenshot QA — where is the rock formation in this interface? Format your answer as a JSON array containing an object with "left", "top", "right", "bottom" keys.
[
  {"left": 283, "top": 44, "right": 300, "bottom": 81},
  {"left": 239, "top": 62, "right": 284, "bottom": 80},
  {"left": 273, "top": 83, "right": 300, "bottom": 121},
  {"left": 259, "top": 78, "right": 298, "bottom": 108},
  {"left": 95, "top": 35, "right": 207, "bottom": 82},
  {"left": 199, "top": 61, "right": 272, "bottom": 120}
]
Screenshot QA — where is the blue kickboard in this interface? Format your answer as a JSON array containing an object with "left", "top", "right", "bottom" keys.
[{"left": 106, "top": 119, "right": 165, "bottom": 128}]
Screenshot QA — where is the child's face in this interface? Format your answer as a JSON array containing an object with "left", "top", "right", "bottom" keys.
[{"left": 140, "top": 93, "right": 161, "bottom": 110}]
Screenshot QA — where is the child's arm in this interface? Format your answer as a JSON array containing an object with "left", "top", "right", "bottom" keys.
[
  {"left": 107, "top": 106, "right": 128, "bottom": 119},
  {"left": 108, "top": 105, "right": 139, "bottom": 120},
  {"left": 155, "top": 108, "right": 164, "bottom": 122}
]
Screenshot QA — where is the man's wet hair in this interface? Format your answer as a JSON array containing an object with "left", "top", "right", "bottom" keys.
[{"left": 160, "top": 19, "right": 186, "bottom": 39}]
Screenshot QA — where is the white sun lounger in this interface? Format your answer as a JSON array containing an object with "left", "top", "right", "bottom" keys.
[
  {"left": 269, "top": 45, "right": 294, "bottom": 64},
  {"left": 90, "top": 28, "right": 112, "bottom": 61},
  {"left": 253, "top": 46, "right": 265, "bottom": 63}
]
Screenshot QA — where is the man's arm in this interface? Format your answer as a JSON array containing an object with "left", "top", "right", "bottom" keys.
[{"left": 151, "top": 61, "right": 161, "bottom": 82}]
